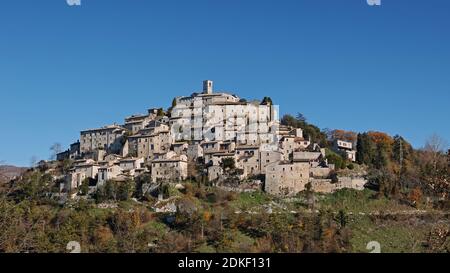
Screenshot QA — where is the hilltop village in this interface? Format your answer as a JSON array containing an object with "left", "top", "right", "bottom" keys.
[{"left": 55, "top": 81, "right": 365, "bottom": 200}]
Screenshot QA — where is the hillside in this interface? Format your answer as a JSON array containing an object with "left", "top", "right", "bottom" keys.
[
  {"left": 0, "top": 167, "right": 448, "bottom": 253},
  {"left": 0, "top": 165, "right": 27, "bottom": 184}
]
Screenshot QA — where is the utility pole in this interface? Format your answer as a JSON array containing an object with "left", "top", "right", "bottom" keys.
[
  {"left": 398, "top": 137, "right": 404, "bottom": 191},
  {"left": 399, "top": 138, "right": 404, "bottom": 173}
]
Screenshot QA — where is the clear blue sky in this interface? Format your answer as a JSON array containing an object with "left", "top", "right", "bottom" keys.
[{"left": 1, "top": 0, "right": 449, "bottom": 166}]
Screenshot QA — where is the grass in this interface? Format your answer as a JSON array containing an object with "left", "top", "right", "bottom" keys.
[
  {"left": 143, "top": 219, "right": 169, "bottom": 236},
  {"left": 168, "top": 184, "right": 183, "bottom": 198},
  {"left": 319, "top": 188, "right": 413, "bottom": 213},
  {"left": 348, "top": 215, "right": 430, "bottom": 253},
  {"left": 194, "top": 243, "right": 217, "bottom": 253},
  {"left": 230, "top": 230, "right": 256, "bottom": 252},
  {"left": 230, "top": 191, "right": 272, "bottom": 211}
]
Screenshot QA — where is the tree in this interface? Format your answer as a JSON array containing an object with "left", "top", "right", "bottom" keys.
[
  {"left": 104, "top": 180, "right": 117, "bottom": 201},
  {"left": 408, "top": 188, "right": 423, "bottom": 208},
  {"left": 373, "top": 142, "right": 390, "bottom": 170},
  {"left": 280, "top": 114, "right": 328, "bottom": 147},
  {"left": 167, "top": 98, "right": 178, "bottom": 117},
  {"left": 117, "top": 179, "right": 134, "bottom": 201},
  {"left": 330, "top": 130, "right": 357, "bottom": 143},
  {"left": 157, "top": 108, "right": 165, "bottom": 117},
  {"left": 356, "top": 132, "right": 393, "bottom": 169},
  {"left": 368, "top": 169, "right": 399, "bottom": 199},
  {"left": 367, "top": 131, "right": 394, "bottom": 146},
  {"left": 0, "top": 162, "right": 8, "bottom": 183},
  {"left": 280, "top": 114, "right": 298, "bottom": 128},
  {"left": 261, "top": 97, "right": 273, "bottom": 105},
  {"left": 134, "top": 173, "right": 151, "bottom": 199},
  {"left": 79, "top": 178, "right": 90, "bottom": 195},
  {"left": 172, "top": 98, "right": 177, "bottom": 108},
  {"left": 30, "top": 156, "right": 39, "bottom": 168},
  {"left": 325, "top": 149, "right": 346, "bottom": 170},
  {"left": 420, "top": 134, "right": 450, "bottom": 199},
  {"left": 221, "top": 158, "right": 236, "bottom": 172},
  {"left": 447, "top": 149, "right": 450, "bottom": 171},
  {"left": 391, "top": 135, "right": 414, "bottom": 177},
  {"left": 424, "top": 134, "right": 448, "bottom": 154},
  {"left": 335, "top": 210, "right": 347, "bottom": 229},
  {"left": 296, "top": 113, "right": 307, "bottom": 124},
  {"left": 50, "top": 143, "right": 62, "bottom": 161},
  {"left": 304, "top": 182, "right": 315, "bottom": 210}
]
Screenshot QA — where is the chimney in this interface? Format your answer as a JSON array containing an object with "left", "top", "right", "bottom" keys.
[{"left": 203, "top": 80, "right": 213, "bottom": 94}]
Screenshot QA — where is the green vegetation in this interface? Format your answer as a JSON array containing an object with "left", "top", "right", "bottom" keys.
[
  {"left": 325, "top": 148, "right": 347, "bottom": 170},
  {"left": 281, "top": 113, "right": 328, "bottom": 147},
  {"left": 0, "top": 114, "right": 448, "bottom": 253},
  {"left": 0, "top": 174, "right": 448, "bottom": 253},
  {"left": 260, "top": 97, "right": 273, "bottom": 105},
  {"left": 230, "top": 191, "right": 272, "bottom": 211}
]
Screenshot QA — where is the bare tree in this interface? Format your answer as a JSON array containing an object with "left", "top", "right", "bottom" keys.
[
  {"left": 0, "top": 162, "right": 7, "bottom": 181},
  {"left": 30, "top": 156, "right": 38, "bottom": 168},
  {"left": 422, "top": 134, "right": 449, "bottom": 199},
  {"left": 424, "top": 134, "right": 448, "bottom": 173},
  {"left": 424, "top": 134, "right": 448, "bottom": 154},
  {"left": 49, "top": 143, "right": 62, "bottom": 160}
]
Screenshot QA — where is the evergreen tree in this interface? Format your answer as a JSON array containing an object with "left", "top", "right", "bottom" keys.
[
  {"left": 261, "top": 96, "right": 273, "bottom": 105},
  {"left": 171, "top": 98, "right": 177, "bottom": 108},
  {"left": 356, "top": 133, "right": 376, "bottom": 166},
  {"left": 374, "top": 142, "right": 389, "bottom": 169}
]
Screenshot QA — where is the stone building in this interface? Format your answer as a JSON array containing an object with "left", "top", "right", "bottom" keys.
[
  {"left": 80, "top": 125, "right": 126, "bottom": 155},
  {"left": 187, "top": 143, "right": 203, "bottom": 162},
  {"left": 56, "top": 141, "right": 81, "bottom": 161},
  {"left": 150, "top": 155, "right": 188, "bottom": 182},
  {"left": 123, "top": 111, "right": 157, "bottom": 134},
  {"left": 260, "top": 150, "right": 283, "bottom": 174},
  {"left": 66, "top": 159, "right": 100, "bottom": 191},
  {"left": 97, "top": 164, "right": 122, "bottom": 187},
  {"left": 235, "top": 145, "right": 260, "bottom": 176},
  {"left": 265, "top": 161, "right": 310, "bottom": 196},
  {"left": 128, "top": 126, "right": 172, "bottom": 160},
  {"left": 118, "top": 157, "right": 145, "bottom": 176},
  {"left": 58, "top": 80, "right": 366, "bottom": 198},
  {"left": 170, "top": 81, "right": 279, "bottom": 147}
]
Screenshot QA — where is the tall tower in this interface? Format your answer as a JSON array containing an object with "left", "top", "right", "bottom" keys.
[{"left": 203, "top": 80, "right": 213, "bottom": 94}]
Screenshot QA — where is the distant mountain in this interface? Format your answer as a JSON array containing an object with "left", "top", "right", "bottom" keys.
[{"left": 0, "top": 165, "right": 28, "bottom": 184}]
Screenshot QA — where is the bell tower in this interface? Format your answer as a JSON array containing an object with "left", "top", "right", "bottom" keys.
[{"left": 203, "top": 80, "right": 213, "bottom": 94}]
